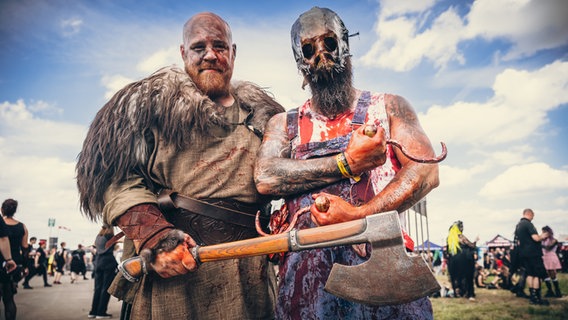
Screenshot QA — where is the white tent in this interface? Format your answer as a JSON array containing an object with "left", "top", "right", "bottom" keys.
[{"left": 485, "top": 234, "right": 513, "bottom": 248}]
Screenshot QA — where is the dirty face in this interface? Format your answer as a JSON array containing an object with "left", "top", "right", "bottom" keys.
[
  {"left": 181, "top": 13, "right": 236, "bottom": 99},
  {"left": 291, "top": 7, "right": 350, "bottom": 82},
  {"left": 301, "top": 29, "right": 339, "bottom": 75}
]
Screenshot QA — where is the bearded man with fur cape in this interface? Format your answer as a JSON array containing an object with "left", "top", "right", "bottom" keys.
[{"left": 76, "top": 13, "right": 283, "bottom": 320}]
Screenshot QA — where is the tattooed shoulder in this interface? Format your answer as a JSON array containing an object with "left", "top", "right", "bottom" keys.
[{"left": 384, "top": 94, "right": 417, "bottom": 124}]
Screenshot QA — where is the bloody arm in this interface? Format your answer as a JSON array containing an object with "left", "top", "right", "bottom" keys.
[
  {"left": 254, "top": 112, "right": 387, "bottom": 196},
  {"left": 338, "top": 94, "right": 440, "bottom": 217},
  {"left": 254, "top": 113, "right": 342, "bottom": 196},
  {"left": 310, "top": 94, "right": 440, "bottom": 225}
]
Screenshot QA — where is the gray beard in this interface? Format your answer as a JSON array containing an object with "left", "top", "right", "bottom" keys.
[{"left": 308, "top": 61, "right": 354, "bottom": 119}]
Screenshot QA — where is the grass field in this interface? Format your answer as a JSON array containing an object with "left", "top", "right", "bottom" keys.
[{"left": 431, "top": 273, "right": 568, "bottom": 319}]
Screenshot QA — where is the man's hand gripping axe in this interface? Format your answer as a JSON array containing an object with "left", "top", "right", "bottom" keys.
[{"left": 119, "top": 211, "right": 440, "bottom": 306}]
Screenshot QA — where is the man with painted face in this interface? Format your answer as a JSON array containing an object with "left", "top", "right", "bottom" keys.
[
  {"left": 76, "top": 12, "right": 283, "bottom": 319},
  {"left": 255, "top": 7, "right": 440, "bottom": 319}
]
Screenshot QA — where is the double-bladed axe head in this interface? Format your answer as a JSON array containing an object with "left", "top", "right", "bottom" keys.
[{"left": 324, "top": 211, "right": 440, "bottom": 305}]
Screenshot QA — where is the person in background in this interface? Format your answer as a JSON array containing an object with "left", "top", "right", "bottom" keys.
[
  {"left": 1, "top": 199, "right": 26, "bottom": 320},
  {"left": 514, "top": 208, "right": 549, "bottom": 305},
  {"left": 0, "top": 225, "right": 16, "bottom": 274},
  {"left": 34, "top": 239, "right": 51, "bottom": 287},
  {"left": 47, "top": 247, "right": 56, "bottom": 276},
  {"left": 22, "top": 236, "right": 37, "bottom": 289},
  {"left": 255, "top": 6, "right": 443, "bottom": 319},
  {"left": 53, "top": 242, "right": 67, "bottom": 284},
  {"left": 446, "top": 221, "right": 478, "bottom": 300},
  {"left": 432, "top": 250, "right": 443, "bottom": 276},
  {"left": 509, "top": 240, "right": 529, "bottom": 298},
  {"left": 0, "top": 216, "right": 17, "bottom": 273},
  {"left": 474, "top": 265, "right": 499, "bottom": 289},
  {"left": 70, "top": 244, "right": 88, "bottom": 283},
  {"left": 541, "top": 225, "right": 563, "bottom": 298},
  {"left": 89, "top": 225, "right": 118, "bottom": 319}
]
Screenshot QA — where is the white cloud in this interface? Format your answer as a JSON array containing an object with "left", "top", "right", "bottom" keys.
[
  {"left": 378, "top": 0, "right": 436, "bottom": 16},
  {"left": 492, "top": 61, "right": 568, "bottom": 111},
  {"left": 465, "top": 0, "right": 568, "bottom": 60},
  {"left": 555, "top": 196, "right": 568, "bottom": 206},
  {"left": 232, "top": 24, "right": 309, "bottom": 109},
  {"left": 362, "top": 0, "right": 568, "bottom": 71},
  {"left": 60, "top": 18, "right": 83, "bottom": 37},
  {"left": 439, "top": 163, "right": 488, "bottom": 187},
  {"left": 486, "top": 144, "right": 536, "bottom": 166},
  {"left": 0, "top": 100, "right": 85, "bottom": 156},
  {"left": 101, "top": 74, "right": 135, "bottom": 100},
  {"left": 421, "top": 60, "right": 568, "bottom": 147},
  {"left": 361, "top": 7, "right": 465, "bottom": 71},
  {"left": 479, "top": 162, "right": 568, "bottom": 198},
  {"left": 137, "top": 46, "right": 182, "bottom": 74},
  {"left": 27, "top": 100, "right": 63, "bottom": 115},
  {"left": 0, "top": 100, "right": 99, "bottom": 248}
]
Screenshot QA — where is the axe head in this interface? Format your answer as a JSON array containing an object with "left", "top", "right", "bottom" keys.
[{"left": 324, "top": 211, "right": 440, "bottom": 305}]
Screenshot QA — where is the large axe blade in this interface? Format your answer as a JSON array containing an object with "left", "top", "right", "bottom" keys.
[
  {"left": 324, "top": 211, "right": 440, "bottom": 305},
  {"left": 119, "top": 211, "right": 440, "bottom": 305}
]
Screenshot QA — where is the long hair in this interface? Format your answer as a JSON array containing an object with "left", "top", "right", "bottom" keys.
[
  {"left": 447, "top": 222, "right": 462, "bottom": 256},
  {"left": 542, "top": 225, "right": 555, "bottom": 240}
]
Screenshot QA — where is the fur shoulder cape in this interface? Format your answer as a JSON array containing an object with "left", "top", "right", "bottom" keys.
[{"left": 76, "top": 66, "right": 284, "bottom": 220}]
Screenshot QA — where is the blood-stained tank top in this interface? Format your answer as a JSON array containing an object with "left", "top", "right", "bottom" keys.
[{"left": 275, "top": 90, "right": 432, "bottom": 320}]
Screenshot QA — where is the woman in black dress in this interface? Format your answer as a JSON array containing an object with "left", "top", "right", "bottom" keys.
[
  {"left": 70, "top": 244, "right": 88, "bottom": 282},
  {"left": 1, "top": 198, "right": 29, "bottom": 320}
]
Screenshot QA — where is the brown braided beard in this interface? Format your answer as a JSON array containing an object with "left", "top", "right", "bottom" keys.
[{"left": 306, "top": 57, "right": 354, "bottom": 119}]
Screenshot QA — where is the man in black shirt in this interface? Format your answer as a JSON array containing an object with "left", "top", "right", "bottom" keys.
[
  {"left": 22, "top": 237, "right": 37, "bottom": 289},
  {"left": 514, "top": 208, "right": 549, "bottom": 305},
  {"left": 34, "top": 239, "right": 51, "bottom": 287}
]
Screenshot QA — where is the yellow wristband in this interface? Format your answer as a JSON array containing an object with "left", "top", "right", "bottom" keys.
[
  {"left": 336, "top": 153, "right": 350, "bottom": 178},
  {"left": 336, "top": 153, "right": 361, "bottom": 182}
]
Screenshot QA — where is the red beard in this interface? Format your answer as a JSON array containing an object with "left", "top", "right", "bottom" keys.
[{"left": 192, "top": 69, "right": 230, "bottom": 99}]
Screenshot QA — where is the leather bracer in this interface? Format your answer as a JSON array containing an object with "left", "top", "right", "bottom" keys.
[{"left": 115, "top": 204, "right": 175, "bottom": 254}]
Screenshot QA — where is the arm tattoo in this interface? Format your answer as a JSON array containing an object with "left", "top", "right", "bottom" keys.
[{"left": 255, "top": 113, "right": 342, "bottom": 196}]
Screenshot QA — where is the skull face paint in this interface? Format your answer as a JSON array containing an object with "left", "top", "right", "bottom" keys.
[{"left": 291, "top": 7, "right": 350, "bottom": 82}]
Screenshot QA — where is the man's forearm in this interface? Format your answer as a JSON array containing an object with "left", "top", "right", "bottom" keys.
[
  {"left": 115, "top": 203, "right": 175, "bottom": 254},
  {"left": 357, "top": 163, "right": 439, "bottom": 216},
  {"left": 0, "top": 237, "right": 12, "bottom": 261},
  {"left": 255, "top": 113, "right": 345, "bottom": 196},
  {"left": 255, "top": 156, "right": 342, "bottom": 196}
]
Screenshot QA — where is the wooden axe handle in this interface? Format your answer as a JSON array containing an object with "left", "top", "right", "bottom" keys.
[{"left": 119, "top": 218, "right": 367, "bottom": 281}]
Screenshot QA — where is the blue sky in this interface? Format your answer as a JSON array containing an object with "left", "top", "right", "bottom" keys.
[{"left": 1, "top": 0, "right": 567, "bottom": 249}]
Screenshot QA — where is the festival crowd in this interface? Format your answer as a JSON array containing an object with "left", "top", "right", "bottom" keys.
[{"left": 437, "top": 211, "right": 564, "bottom": 306}]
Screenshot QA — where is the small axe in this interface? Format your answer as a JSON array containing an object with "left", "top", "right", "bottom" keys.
[{"left": 118, "top": 210, "right": 440, "bottom": 306}]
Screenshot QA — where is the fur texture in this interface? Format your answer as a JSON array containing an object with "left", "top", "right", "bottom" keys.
[{"left": 76, "top": 66, "right": 284, "bottom": 220}]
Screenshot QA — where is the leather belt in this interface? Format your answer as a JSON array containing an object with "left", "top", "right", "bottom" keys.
[
  {"left": 105, "top": 191, "right": 270, "bottom": 249},
  {"left": 157, "top": 190, "right": 269, "bottom": 229}
]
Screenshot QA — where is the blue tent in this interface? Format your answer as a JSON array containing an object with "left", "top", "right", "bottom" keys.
[{"left": 414, "top": 240, "right": 443, "bottom": 251}]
